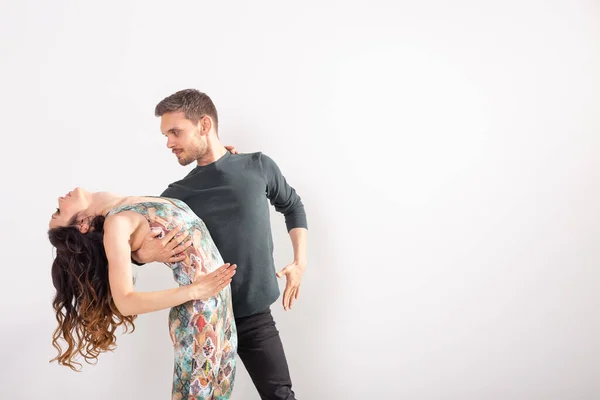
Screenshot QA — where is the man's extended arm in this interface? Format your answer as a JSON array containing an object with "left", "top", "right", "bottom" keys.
[{"left": 260, "top": 153, "right": 308, "bottom": 310}]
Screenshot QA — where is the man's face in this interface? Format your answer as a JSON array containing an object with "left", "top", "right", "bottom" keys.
[{"left": 160, "top": 111, "right": 208, "bottom": 166}]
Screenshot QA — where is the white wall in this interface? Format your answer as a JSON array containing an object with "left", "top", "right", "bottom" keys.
[{"left": 1, "top": 0, "right": 599, "bottom": 399}]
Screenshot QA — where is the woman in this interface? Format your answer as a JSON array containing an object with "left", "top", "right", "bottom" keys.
[{"left": 48, "top": 187, "right": 237, "bottom": 400}]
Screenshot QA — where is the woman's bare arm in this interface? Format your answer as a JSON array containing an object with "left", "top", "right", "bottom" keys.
[{"left": 103, "top": 215, "right": 235, "bottom": 316}]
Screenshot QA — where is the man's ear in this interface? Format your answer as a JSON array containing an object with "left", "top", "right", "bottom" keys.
[{"left": 199, "top": 115, "right": 212, "bottom": 134}]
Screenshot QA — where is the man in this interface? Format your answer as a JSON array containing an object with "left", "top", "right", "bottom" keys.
[{"left": 132, "top": 89, "right": 307, "bottom": 400}]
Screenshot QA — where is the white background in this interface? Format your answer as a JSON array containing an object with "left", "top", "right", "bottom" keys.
[{"left": 1, "top": 0, "right": 599, "bottom": 399}]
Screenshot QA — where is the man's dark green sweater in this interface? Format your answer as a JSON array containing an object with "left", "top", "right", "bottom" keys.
[{"left": 161, "top": 151, "right": 307, "bottom": 318}]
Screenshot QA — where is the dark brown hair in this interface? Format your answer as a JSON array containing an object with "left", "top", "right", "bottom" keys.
[
  {"left": 48, "top": 215, "right": 136, "bottom": 371},
  {"left": 155, "top": 89, "right": 219, "bottom": 132}
]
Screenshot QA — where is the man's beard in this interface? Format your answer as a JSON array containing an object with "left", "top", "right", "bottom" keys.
[{"left": 179, "top": 142, "right": 208, "bottom": 166}]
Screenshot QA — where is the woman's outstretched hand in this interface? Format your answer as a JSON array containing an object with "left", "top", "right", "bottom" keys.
[{"left": 188, "top": 263, "right": 237, "bottom": 300}]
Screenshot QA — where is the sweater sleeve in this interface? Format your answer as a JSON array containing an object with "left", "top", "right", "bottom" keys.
[{"left": 259, "top": 153, "right": 308, "bottom": 231}]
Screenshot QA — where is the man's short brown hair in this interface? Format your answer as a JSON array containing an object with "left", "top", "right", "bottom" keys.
[{"left": 155, "top": 89, "right": 219, "bottom": 132}]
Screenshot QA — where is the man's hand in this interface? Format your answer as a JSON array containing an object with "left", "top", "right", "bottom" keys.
[
  {"left": 225, "top": 145, "right": 239, "bottom": 154},
  {"left": 276, "top": 261, "right": 306, "bottom": 311},
  {"left": 132, "top": 225, "right": 193, "bottom": 264}
]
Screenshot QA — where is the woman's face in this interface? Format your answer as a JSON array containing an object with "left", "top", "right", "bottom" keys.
[{"left": 49, "top": 187, "right": 91, "bottom": 229}]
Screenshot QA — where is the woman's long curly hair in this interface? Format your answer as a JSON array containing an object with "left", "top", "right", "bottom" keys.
[{"left": 48, "top": 214, "right": 136, "bottom": 371}]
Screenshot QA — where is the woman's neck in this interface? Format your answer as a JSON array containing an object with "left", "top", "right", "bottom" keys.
[{"left": 88, "top": 192, "right": 127, "bottom": 217}]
